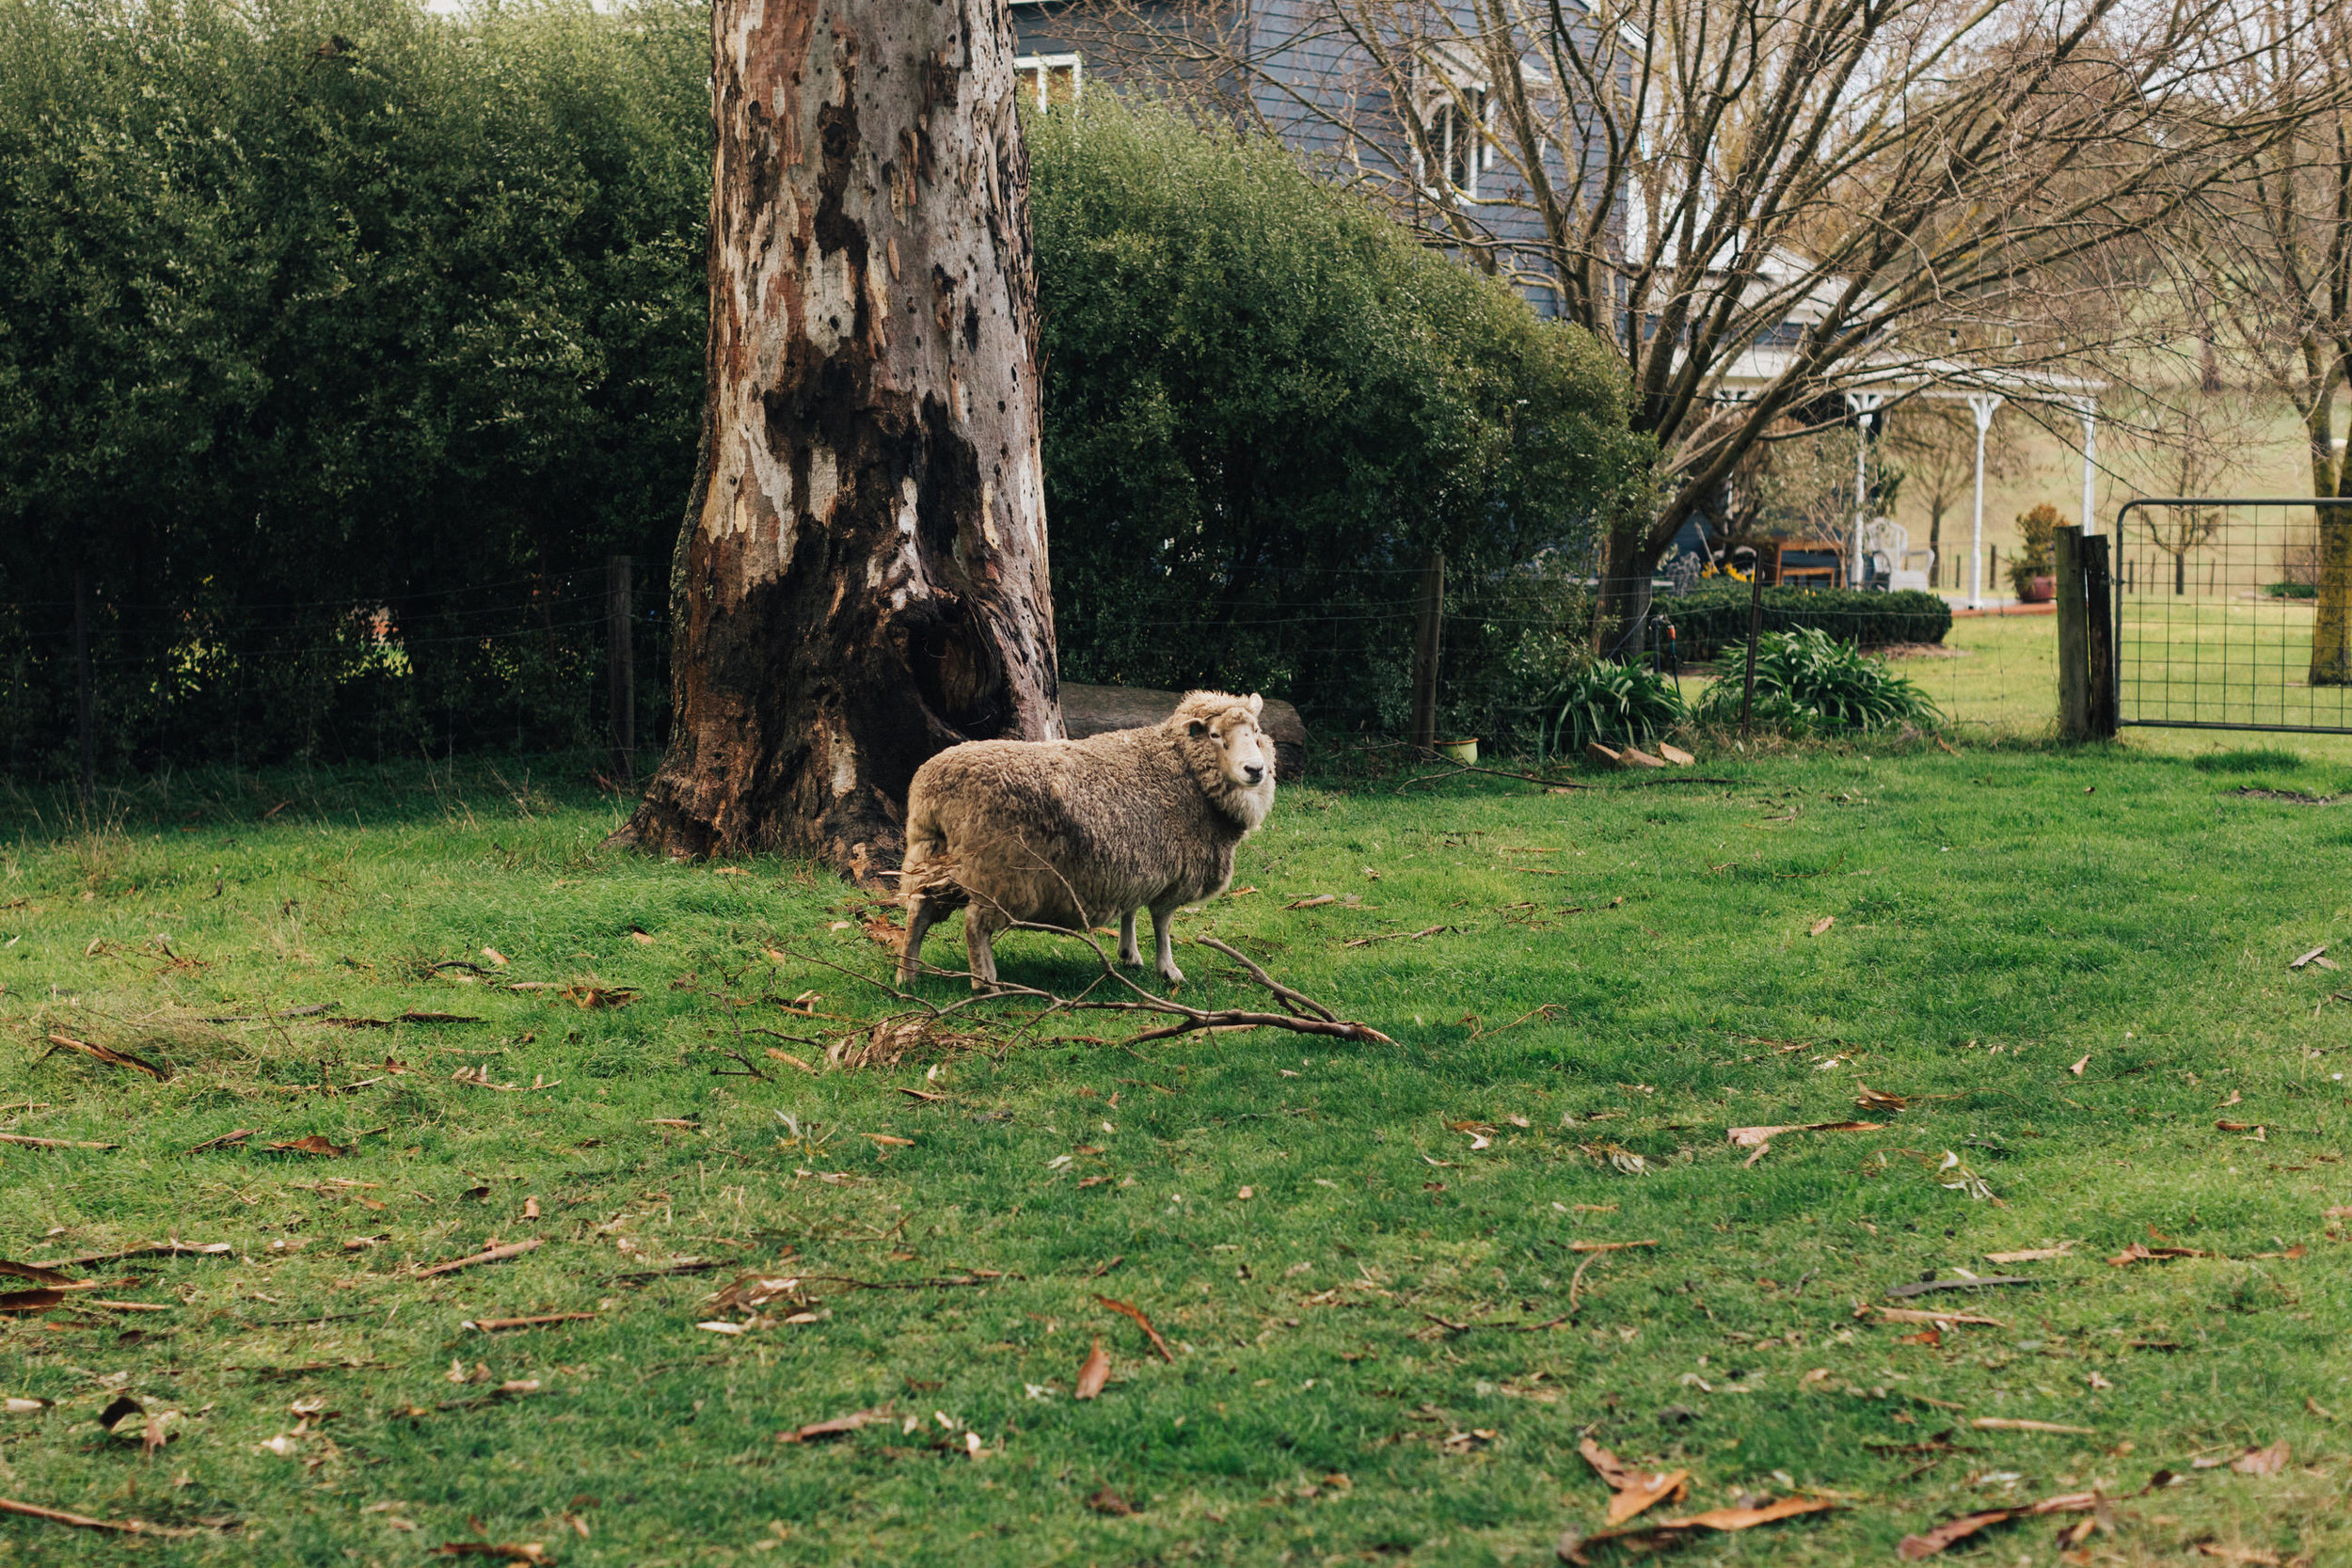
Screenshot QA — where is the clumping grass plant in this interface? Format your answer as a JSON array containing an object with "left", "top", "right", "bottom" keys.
[
  {"left": 1694, "top": 626, "right": 1939, "bottom": 732},
  {"left": 1532, "top": 661, "right": 1685, "bottom": 758}
]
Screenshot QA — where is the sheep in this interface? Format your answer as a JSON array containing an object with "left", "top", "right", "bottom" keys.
[{"left": 894, "top": 690, "right": 1277, "bottom": 990}]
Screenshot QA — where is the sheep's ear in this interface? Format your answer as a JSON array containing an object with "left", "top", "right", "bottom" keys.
[
  {"left": 1247, "top": 694, "right": 1263, "bottom": 717},
  {"left": 1187, "top": 720, "right": 1208, "bottom": 737}
]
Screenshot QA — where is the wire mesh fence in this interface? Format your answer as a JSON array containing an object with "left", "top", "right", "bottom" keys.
[{"left": 2113, "top": 499, "right": 2352, "bottom": 735}]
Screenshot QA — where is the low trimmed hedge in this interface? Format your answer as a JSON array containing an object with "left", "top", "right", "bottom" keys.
[{"left": 1659, "top": 583, "right": 1951, "bottom": 658}]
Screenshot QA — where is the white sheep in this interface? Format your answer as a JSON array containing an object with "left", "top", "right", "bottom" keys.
[{"left": 895, "top": 690, "right": 1276, "bottom": 990}]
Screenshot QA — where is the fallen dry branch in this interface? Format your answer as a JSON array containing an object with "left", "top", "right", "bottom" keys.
[
  {"left": 1343, "top": 925, "right": 1447, "bottom": 948},
  {"left": 41, "top": 1033, "right": 168, "bottom": 1082},
  {"left": 0, "top": 1132, "right": 116, "bottom": 1151},
  {"left": 1897, "top": 1471, "right": 2169, "bottom": 1558},
  {"left": 31, "top": 1240, "right": 230, "bottom": 1270},
  {"left": 796, "top": 919, "right": 1394, "bottom": 1052},
  {"left": 0, "top": 1496, "right": 202, "bottom": 1538},
  {"left": 461, "top": 1312, "right": 596, "bottom": 1332},
  {"left": 1093, "top": 1293, "right": 1175, "bottom": 1363},
  {"left": 1886, "top": 1275, "right": 2037, "bottom": 1298},
  {"left": 1558, "top": 1494, "right": 1837, "bottom": 1563},
  {"left": 414, "top": 1237, "right": 545, "bottom": 1280}
]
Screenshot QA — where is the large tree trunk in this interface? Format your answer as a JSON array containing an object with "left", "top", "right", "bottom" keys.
[
  {"left": 2307, "top": 417, "right": 2350, "bottom": 688},
  {"left": 617, "top": 0, "right": 1059, "bottom": 878}
]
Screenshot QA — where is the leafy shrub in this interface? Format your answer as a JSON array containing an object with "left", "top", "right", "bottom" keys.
[
  {"left": 1661, "top": 584, "right": 1951, "bottom": 658},
  {"left": 1692, "top": 628, "right": 1938, "bottom": 731},
  {"left": 2266, "top": 580, "right": 2318, "bottom": 599},
  {"left": 2008, "top": 503, "right": 2063, "bottom": 597},
  {"left": 1533, "top": 663, "right": 1685, "bottom": 759},
  {"left": 1026, "top": 96, "right": 1647, "bottom": 735}
]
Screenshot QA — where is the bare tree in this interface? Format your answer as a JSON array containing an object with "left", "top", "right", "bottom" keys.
[
  {"left": 2197, "top": 0, "right": 2352, "bottom": 680},
  {"left": 2122, "top": 391, "right": 2263, "bottom": 595},
  {"left": 1089, "top": 0, "right": 2344, "bottom": 641},
  {"left": 617, "top": 0, "right": 1060, "bottom": 874}
]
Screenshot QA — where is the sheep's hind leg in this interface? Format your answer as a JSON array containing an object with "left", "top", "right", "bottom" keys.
[
  {"left": 1118, "top": 910, "right": 1143, "bottom": 968},
  {"left": 1150, "top": 902, "right": 1184, "bottom": 988},
  {"left": 963, "top": 906, "right": 1004, "bottom": 992},
  {"left": 896, "top": 894, "right": 942, "bottom": 987}
]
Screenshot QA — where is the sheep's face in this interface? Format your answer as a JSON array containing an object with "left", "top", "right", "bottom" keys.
[{"left": 1186, "top": 699, "right": 1272, "bottom": 791}]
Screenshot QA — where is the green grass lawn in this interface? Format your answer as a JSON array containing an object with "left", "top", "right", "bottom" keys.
[{"left": 4, "top": 740, "right": 2352, "bottom": 1566}]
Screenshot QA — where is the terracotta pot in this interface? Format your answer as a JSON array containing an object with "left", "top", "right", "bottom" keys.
[{"left": 2023, "top": 575, "right": 2056, "bottom": 603}]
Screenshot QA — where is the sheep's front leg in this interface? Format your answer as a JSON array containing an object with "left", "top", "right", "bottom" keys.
[
  {"left": 963, "top": 907, "right": 1002, "bottom": 992},
  {"left": 1118, "top": 910, "right": 1143, "bottom": 969},
  {"left": 897, "top": 894, "right": 941, "bottom": 987},
  {"left": 1150, "top": 903, "right": 1184, "bottom": 987}
]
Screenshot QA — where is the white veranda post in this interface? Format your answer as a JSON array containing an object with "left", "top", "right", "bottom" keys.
[
  {"left": 1966, "top": 393, "right": 2003, "bottom": 610},
  {"left": 1845, "top": 390, "right": 1886, "bottom": 586},
  {"left": 2077, "top": 400, "right": 2099, "bottom": 538}
]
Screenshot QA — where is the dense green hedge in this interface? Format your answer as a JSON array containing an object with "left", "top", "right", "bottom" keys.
[
  {"left": 0, "top": 7, "right": 1645, "bottom": 776},
  {"left": 0, "top": 0, "right": 709, "bottom": 773},
  {"left": 1659, "top": 583, "right": 1952, "bottom": 659},
  {"left": 1027, "top": 98, "right": 1646, "bottom": 737}
]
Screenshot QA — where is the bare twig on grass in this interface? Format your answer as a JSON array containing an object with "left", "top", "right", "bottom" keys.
[
  {"left": 0, "top": 1132, "right": 117, "bottom": 1150},
  {"left": 413, "top": 1237, "right": 544, "bottom": 1279},
  {"left": 41, "top": 1032, "right": 167, "bottom": 1081},
  {"left": 1397, "top": 762, "right": 1590, "bottom": 793},
  {"left": 1343, "top": 925, "right": 1446, "bottom": 948},
  {"left": 1569, "top": 1241, "right": 1660, "bottom": 1310}
]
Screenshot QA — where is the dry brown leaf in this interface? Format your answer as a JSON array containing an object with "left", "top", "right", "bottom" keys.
[
  {"left": 1808, "top": 916, "right": 1835, "bottom": 936},
  {"left": 1074, "top": 1338, "right": 1111, "bottom": 1401},
  {"left": 0, "top": 1259, "right": 73, "bottom": 1289},
  {"left": 0, "top": 1290, "right": 66, "bottom": 1318},
  {"left": 1983, "top": 1244, "right": 2075, "bottom": 1263},
  {"left": 764, "top": 1049, "right": 819, "bottom": 1075},
  {"left": 183, "top": 1129, "right": 257, "bottom": 1154},
  {"left": 1578, "top": 1438, "right": 1688, "bottom": 1526},
  {"left": 628, "top": 929, "right": 656, "bottom": 945},
  {"left": 2231, "top": 1439, "right": 2290, "bottom": 1476},
  {"left": 2290, "top": 944, "right": 2329, "bottom": 970},
  {"left": 1855, "top": 1084, "right": 1908, "bottom": 1112},
  {"left": 1559, "top": 1494, "right": 1837, "bottom": 1564},
  {"left": 432, "top": 1544, "right": 549, "bottom": 1563},
  {"left": 482, "top": 948, "right": 508, "bottom": 966},
  {"left": 861, "top": 1133, "right": 914, "bottom": 1148},
  {"left": 1093, "top": 1293, "right": 1175, "bottom": 1363},
  {"left": 522, "top": 1196, "right": 540, "bottom": 1220},
  {"left": 265, "top": 1135, "right": 348, "bottom": 1157},
  {"left": 1285, "top": 895, "right": 1337, "bottom": 910},
  {"left": 562, "top": 984, "right": 637, "bottom": 1009},
  {"left": 1085, "top": 1487, "right": 1137, "bottom": 1516},
  {"left": 2196, "top": 1545, "right": 2283, "bottom": 1565},
  {"left": 2070, "top": 1053, "right": 2090, "bottom": 1076},
  {"left": 2107, "top": 1242, "right": 2208, "bottom": 1267},
  {"left": 1727, "top": 1121, "right": 1882, "bottom": 1148}
]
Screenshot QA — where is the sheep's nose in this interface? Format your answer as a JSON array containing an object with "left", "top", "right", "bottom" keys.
[{"left": 1244, "top": 765, "right": 1264, "bottom": 784}]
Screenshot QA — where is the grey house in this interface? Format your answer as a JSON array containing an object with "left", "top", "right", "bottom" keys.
[{"left": 1009, "top": 0, "right": 1610, "bottom": 320}]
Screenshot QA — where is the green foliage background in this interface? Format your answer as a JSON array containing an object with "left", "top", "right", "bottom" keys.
[
  {"left": 1028, "top": 97, "right": 1647, "bottom": 738},
  {"left": 0, "top": 0, "right": 710, "bottom": 773},
  {"left": 0, "top": 8, "right": 1644, "bottom": 774}
]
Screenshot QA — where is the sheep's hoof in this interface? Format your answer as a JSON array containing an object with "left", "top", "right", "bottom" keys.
[{"left": 1157, "top": 966, "right": 1184, "bottom": 988}]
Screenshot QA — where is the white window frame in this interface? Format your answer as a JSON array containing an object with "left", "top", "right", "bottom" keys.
[
  {"left": 1013, "top": 53, "right": 1083, "bottom": 111},
  {"left": 1411, "top": 58, "right": 1497, "bottom": 199}
]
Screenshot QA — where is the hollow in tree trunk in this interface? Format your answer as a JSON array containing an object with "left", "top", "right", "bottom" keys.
[{"left": 615, "top": 0, "right": 1059, "bottom": 879}]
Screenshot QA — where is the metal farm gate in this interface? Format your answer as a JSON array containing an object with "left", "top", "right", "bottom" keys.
[{"left": 2110, "top": 498, "right": 2352, "bottom": 736}]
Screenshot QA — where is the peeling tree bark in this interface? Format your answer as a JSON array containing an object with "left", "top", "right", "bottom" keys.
[{"left": 616, "top": 0, "right": 1059, "bottom": 878}]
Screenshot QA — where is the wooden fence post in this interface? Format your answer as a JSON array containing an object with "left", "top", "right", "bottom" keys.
[
  {"left": 606, "top": 554, "right": 635, "bottom": 779},
  {"left": 2083, "top": 532, "right": 2117, "bottom": 737},
  {"left": 1408, "top": 551, "right": 1443, "bottom": 752},
  {"left": 2054, "top": 525, "right": 2089, "bottom": 738},
  {"left": 72, "top": 569, "right": 93, "bottom": 810}
]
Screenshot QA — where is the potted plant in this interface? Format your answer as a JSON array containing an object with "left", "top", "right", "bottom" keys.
[{"left": 2009, "top": 503, "right": 2063, "bottom": 602}]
